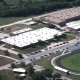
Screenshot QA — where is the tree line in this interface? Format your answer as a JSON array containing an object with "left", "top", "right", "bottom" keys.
[{"left": 0, "top": 0, "right": 80, "bottom": 17}]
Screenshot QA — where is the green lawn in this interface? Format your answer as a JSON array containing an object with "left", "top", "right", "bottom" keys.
[
  {"left": 59, "top": 33, "right": 76, "bottom": 42},
  {"left": 30, "top": 23, "right": 48, "bottom": 30},
  {"left": 66, "top": 74, "right": 80, "bottom": 80},
  {"left": 0, "top": 17, "right": 26, "bottom": 26},
  {"left": 0, "top": 16, "right": 34, "bottom": 26},
  {"left": 14, "top": 43, "right": 48, "bottom": 54},
  {"left": 66, "top": 33, "right": 76, "bottom": 40},
  {"left": 0, "top": 56, "right": 14, "bottom": 66},
  {"left": 61, "top": 54, "right": 80, "bottom": 71}
]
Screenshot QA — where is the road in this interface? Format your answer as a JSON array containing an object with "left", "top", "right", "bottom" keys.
[
  {"left": 28, "top": 39, "right": 80, "bottom": 60},
  {"left": 0, "top": 38, "right": 80, "bottom": 70},
  {"left": 18, "top": 38, "right": 80, "bottom": 64},
  {"left": 0, "top": 18, "right": 32, "bottom": 28}
]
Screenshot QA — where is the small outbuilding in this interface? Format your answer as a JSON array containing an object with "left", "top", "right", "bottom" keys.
[{"left": 13, "top": 68, "right": 26, "bottom": 73}]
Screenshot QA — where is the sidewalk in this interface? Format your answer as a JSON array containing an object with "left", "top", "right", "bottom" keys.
[{"left": 0, "top": 45, "right": 28, "bottom": 59}]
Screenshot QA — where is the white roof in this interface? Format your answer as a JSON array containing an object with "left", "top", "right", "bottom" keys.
[
  {"left": 23, "top": 21, "right": 36, "bottom": 25},
  {"left": 1, "top": 27, "right": 62, "bottom": 47},
  {"left": 66, "top": 20, "right": 80, "bottom": 30},
  {"left": 19, "top": 74, "right": 26, "bottom": 77},
  {"left": 13, "top": 68, "right": 26, "bottom": 73},
  {"left": 12, "top": 28, "right": 32, "bottom": 35},
  {"left": 0, "top": 33, "right": 9, "bottom": 39}
]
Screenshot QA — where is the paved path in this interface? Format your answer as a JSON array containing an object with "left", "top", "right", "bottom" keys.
[
  {"left": 0, "top": 18, "right": 32, "bottom": 28},
  {"left": 0, "top": 55, "right": 18, "bottom": 61},
  {"left": 0, "top": 64, "right": 10, "bottom": 70},
  {"left": 0, "top": 55, "right": 18, "bottom": 70},
  {"left": 0, "top": 45, "right": 28, "bottom": 59},
  {"left": 61, "top": 76, "right": 72, "bottom": 80},
  {"left": 28, "top": 39, "right": 80, "bottom": 60},
  {"left": 0, "top": 38, "right": 80, "bottom": 70},
  {"left": 18, "top": 38, "right": 80, "bottom": 64}
]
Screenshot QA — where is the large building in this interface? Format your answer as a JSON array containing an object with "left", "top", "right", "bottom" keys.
[
  {"left": 34, "top": 7, "right": 80, "bottom": 26},
  {"left": 66, "top": 20, "right": 80, "bottom": 31},
  {"left": 1, "top": 27, "right": 62, "bottom": 48}
]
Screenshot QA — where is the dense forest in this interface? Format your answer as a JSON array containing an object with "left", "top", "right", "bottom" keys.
[{"left": 0, "top": 0, "right": 80, "bottom": 17}]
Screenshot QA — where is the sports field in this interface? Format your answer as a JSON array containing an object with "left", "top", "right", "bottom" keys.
[{"left": 61, "top": 53, "right": 80, "bottom": 71}]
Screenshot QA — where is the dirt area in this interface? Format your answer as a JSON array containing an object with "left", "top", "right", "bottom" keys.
[
  {"left": 0, "top": 56, "right": 14, "bottom": 66},
  {"left": 0, "top": 24, "right": 29, "bottom": 33},
  {"left": 0, "top": 69, "right": 16, "bottom": 80},
  {"left": 0, "top": 69, "right": 28, "bottom": 80},
  {"left": 0, "top": 50, "right": 19, "bottom": 59}
]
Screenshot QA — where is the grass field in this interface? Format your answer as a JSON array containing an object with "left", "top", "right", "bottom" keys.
[
  {"left": 0, "top": 56, "right": 14, "bottom": 66},
  {"left": 30, "top": 23, "right": 47, "bottom": 30},
  {"left": 14, "top": 43, "right": 48, "bottom": 54},
  {"left": 0, "top": 50, "right": 19, "bottom": 59},
  {"left": 0, "top": 17, "right": 26, "bottom": 26},
  {"left": 0, "top": 69, "right": 15, "bottom": 80},
  {"left": 0, "top": 15, "right": 34, "bottom": 26},
  {"left": 0, "top": 69, "right": 28, "bottom": 80},
  {"left": 66, "top": 74, "right": 80, "bottom": 80},
  {"left": 61, "top": 53, "right": 80, "bottom": 71},
  {"left": 3, "top": 24, "right": 28, "bottom": 33}
]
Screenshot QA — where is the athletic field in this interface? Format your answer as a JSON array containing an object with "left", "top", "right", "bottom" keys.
[{"left": 61, "top": 53, "right": 80, "bottom": 72}]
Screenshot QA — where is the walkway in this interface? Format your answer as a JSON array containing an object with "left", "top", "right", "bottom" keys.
[
  {"left": 0, "top": 64, "right": 10, "bottom": 70},
  {"left": 0, "top": 55, "right": 18, "bottom": 61},
  {"left": 0, "top": 45, "right": 28, "bottom": 59}
]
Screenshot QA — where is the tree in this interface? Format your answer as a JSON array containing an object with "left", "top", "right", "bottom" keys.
[
  {"left": 4, "top": 50, "right": 10, "bottom": 56},
  {"left": 0, "top": 75, "right": 9, "bottom": 80},
  {"left": 27, "top": 64, "right": 34, "bottom": 76},
  {"left": 18, "top": 53, "right": 23, "bottom": 59},
  {"left": 15, "top": 75, "right": 24, "bottom": 80},
  {"left": 31, "top": 72, "right": 46, "bottom": 80},
  {"left": 52, "top": 73, "right": 61, "bottom": 80},
  {"left": 41, "top": 68, "right": 53, "bottom": 77},
  {"left": 61, "top": 33, "right": 67, "bottom": 39},
  {"left": 20, "top": 62, "right": 26, "bottom": 67},
  {"left": 0, "top": 0, "right": 78, "bottom": 17},
  {"left": 54, "top": 35, "right": 60, "bottom": 40},
  {"left": 66, "top": 71, "right": 70, "bottom": 75},
  {"left": 15, "top": 74, "right": 19, "bottom": 80},
  {"left": 3, "top": 1, "right": 7, "bottom": 5},
  {"left": 38, "top": 40, "right": 43, "bottom": 45},
  {"left": 26, "top": 76, "right": 33, "bottom": 80},
  {"left": 0, "top": 28, "right": 4, "bottom": 31},
  {"left": 47, "top": 23, "right": 56, "bottom": 29},
  {"left": 11, "top": 63, "right": 17, "bottom": 68},
  {"left": 0, "top": 0, "right": 4, "bottom": 2},
  {"left": 18, "top": 77, "right": 24, "bottom": 80},
  {"left": 19, "top": 0, "right": 23, "bottom": 4},
  {"left": 0, "top": 75, "right": 2, "bottom": 80}
]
